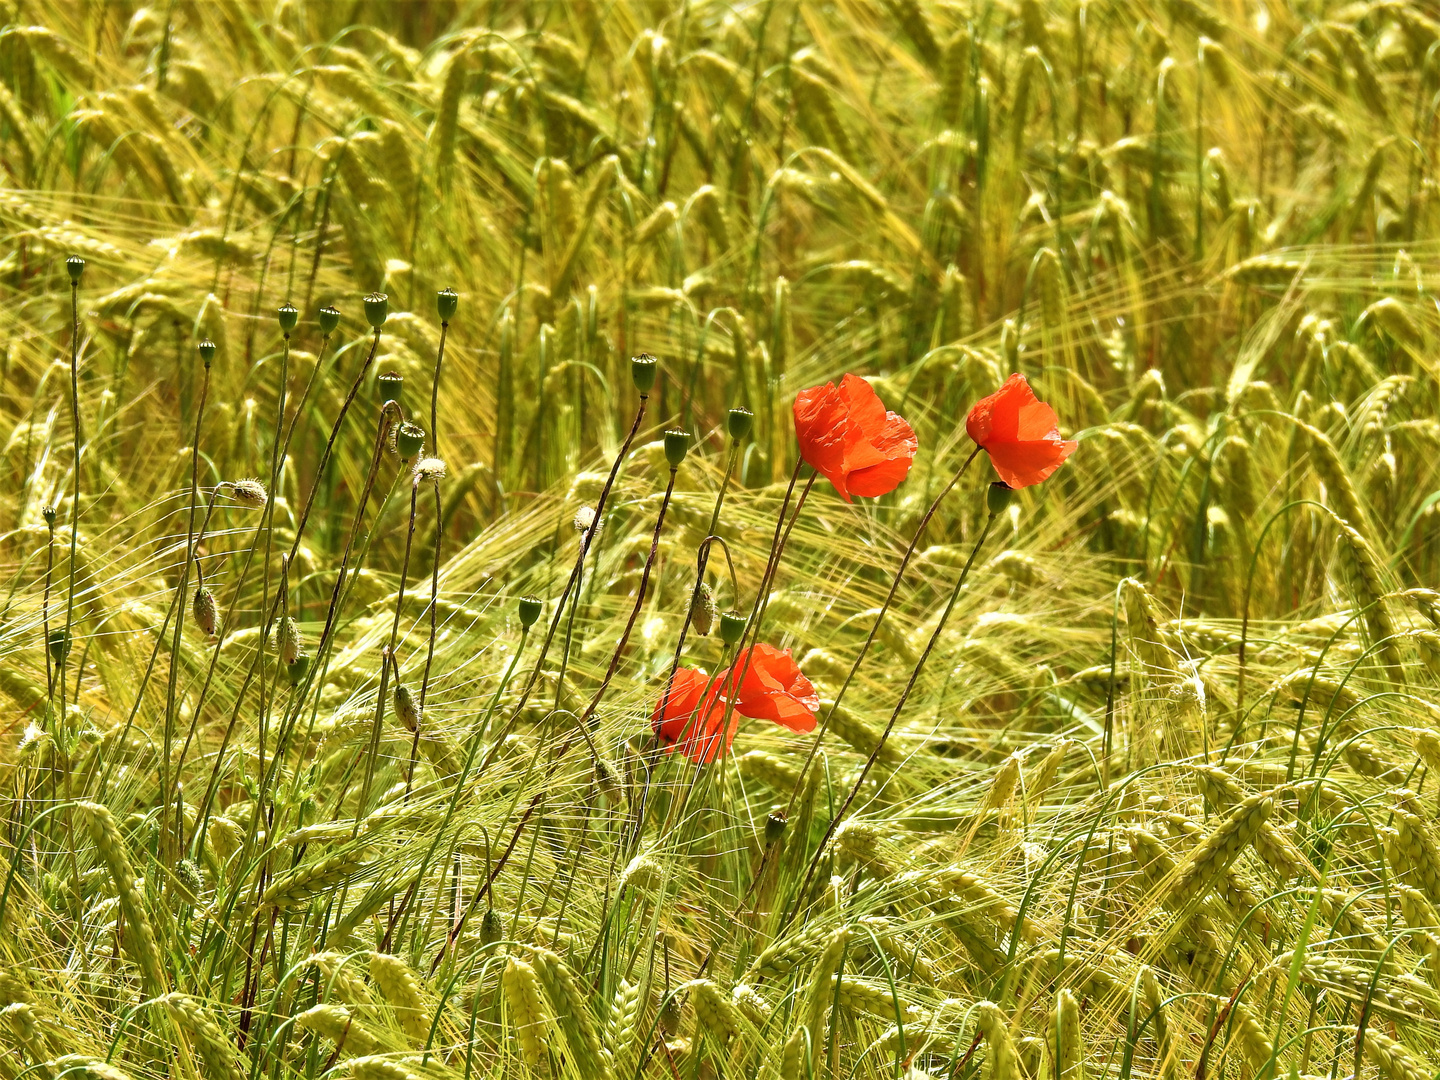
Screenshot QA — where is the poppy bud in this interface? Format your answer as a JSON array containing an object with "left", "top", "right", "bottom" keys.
[
  {"left": 176, "top": 858, "right": 203, "bottom": 895},
  {"left": 727, "top": 406, "right": 753, "bottom": 441},
  {"left": 664, "top": 429, "right": 691, "bottom": 469},
  {"left": 413, "top": 457, "right": 446, "bottom": 486},
  {"left": 193, "top": 587, "right": 218, "bottom": 636},
  {"left": 631, "top": 353, "right": 658, "bottom": 394},
  {"left": 277, "top": 302, "right": 298, "bottom": 333},
  {"left": 659, "top": 995, "right": 683, "bottom": 1036},
  {"left": 318, "top": 304, "right": 340, "bottom": 335},
  {"left": 377, "top": 371, "right": 403, "bottom": 405},
  {"left": 287, "top": 655, "right": 310, "bottom": 686},
  {"left": 719, "top": 610, "right": 747, "bottom": 646},
  {"left": 437, "top": 287, "right": 458, "bottom": 322},
  {"left": 518, "top": 594, "right": 542, "bottom": 627},
  {"left": 66, "top": 255, "right": 85, "bottom": 283},
  {"left": 480, "top": 907, "right": 504, "bottom": 946},
  {"left": 197, "top": 339, "right": 216, "bottom": 367},
  {"left": 594, "top": 757, "right": 624, "bottom": 804},
  {"left": 690, "top": 582, "right": 716, "bottom": 636},
  {"left": 765, "top": 810, "right": 787, "bottom": 844},
  {"left": 986, "top": 481, "right": 1015, "bottom": 515},
  {"left": 47, "top": 628, "right": 70, "bottom": 664},
  {"left": 395, "top": 422, "right": 426, "bottom": 458},
  {"left": 364, "top": 292, "right": 389, "bottom": 329},
  {"left": 574, "top": 506, "right": 597, "bottom": 537},
  {"left": 277, "top": 616, "right": 302, "bottom": 665},
  {"left": 41, "top": 505, "right": 56, "bottom": 528},
  {"left": 394, "top": 683, "right": 421, "bottom": 733}
]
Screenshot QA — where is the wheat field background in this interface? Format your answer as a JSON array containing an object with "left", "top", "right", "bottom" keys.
[{"left": 0, "top": 1, "right": 1438, "bottom": 1078}]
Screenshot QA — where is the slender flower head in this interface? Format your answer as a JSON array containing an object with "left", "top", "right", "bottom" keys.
[
  {"left": 793, "top": 374, "right": 918, "bottom": 502},
  {"left": 965, "top": 373, "right": 1077, "bottom": 488},
  {"left": 732, "top": 644, "right": 820, "bottom": 731}
]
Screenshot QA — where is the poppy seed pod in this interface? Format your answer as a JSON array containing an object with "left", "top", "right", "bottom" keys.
[
  {"left": 193, "top": 588, "right": 218, "bottom": 636},
  {"left": 363, "top": 292, "right": 389, "bottom": 328},
  {"left": 719, "top": 610, "right": 747, "bottom": 646},
  {"left": 197, "top": 339, "right": 216, "bottom": 367},
  {"left": 377, "top": 371, "right": 403, "bottom": 404},
  {"left": 437, "top": 287, "right": 458, "bottom": 322},
  {"left": 987, "top": 481, "right": 1015, "bottom": 515},
  {"left": 277, "top": 303, "right": 298, "bottom": 333},
  {"left": 395, "top": 422, "right": 426, "bottom": 458},
  {"left": 631, "top": 353, "right": 658, "bottom": 394},
  {"left": 317, "top": 305, "right": 340, "bottom": 335},
  {"left": 41, "top": 505, "right": 56, "bottom": 528},
  {"left": 664, "top": 429, "right": 691, "bottom": 469},
  {"left": 765, "top": 811, "right": 787, "bottom": 844},
  {"left": 727, "top": 406, "right": 753, "bottom": 441},
  {"left": 518, "top": 594, "right": 543, "bottom": 627},
  {"left": 287, "top": 655, "right": 310, "bottom": 686},
  {"left": 65, "top": 255, "right": 85, "bottom": 282},
  {"left": 47, "top": 628, "right": 71, "bottom": 664}
]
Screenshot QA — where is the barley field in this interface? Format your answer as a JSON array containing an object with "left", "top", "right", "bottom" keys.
[{"left": 1, "top": 1, "right": 1439, "bottom": 1078}]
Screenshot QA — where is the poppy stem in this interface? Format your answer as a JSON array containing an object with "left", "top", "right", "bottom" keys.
[
  {"left": 785, "top": 499, "right": 1000, "bottom": 929},
  {"left": 781, "top": 444, "right": 982, "bottom": 821}
]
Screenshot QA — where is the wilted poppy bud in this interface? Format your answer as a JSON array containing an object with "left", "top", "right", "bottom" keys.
[
  {"left": 47, "top": 628, "right": 70, "bottom": 664},
  {"left": 986, "top": 481, "right": 1015, "bottom": 515},
  {"left": 480, "top": 907, "right": 504, "bottom": 945},
  {"left": 66, "top": 255, "right": 85, "bottom": 283},
  {"left": 317, "top": 304, "right": 340, "bottom": 335},
  {"left": 574, "top": 506, "right": 597, "bottom": 536},
  {"left": 228, "top": 480, "right": 268, "bottom": 508},
  {"left": 41, "top": 505, "right": 56, "bottom": 528},
  {"left": 413, "top": 457, "right": 447, "bottom": 486},
  {"left": 631, "top": 353, "right": 657, "bottom": 394},
  {"left": 765, "top": 811, "right": 787, "bottom": 844},
  {"left": 518, "top": 594, "right": 543, "bottom": 627},
  {"left": 719, "top": 610, "right": 747, "bottom": 646},
  {"left": 727, "top": 406, "right": 753, "bottom": 441},
  {"left": 395, "top": 422, "right": 426, "bottom": 458},
  {"left": 664, "top": 429, "right": 691, "bottom": 469},
  {"left": 193, "top": 588, "right": 218, "bottom": 636},
  {"left": 394, "top": 683, "right": 421, "bottom": 733},
  {"left": 287, "top": 655, "right": 310, "bottom": 686},
  {"left": 363, "top": 292, "right": 389, "bottom": 328},
  {"left": 437, "top": 287, "right": 458, "bottom": 322},
  {"left": 377, "top": 371, "right": 403, "bottom": 405},
  {"left": 197, "top": 339, "right": 216, "bottom": 367},
  {"left": 690, "top": 582, "right": 716, "bottom": 636},
  {"left": 277, "top": 302, "right": 298, "bottom": 333}
]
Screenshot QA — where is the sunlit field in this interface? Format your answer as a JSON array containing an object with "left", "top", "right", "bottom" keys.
[{"left": 2, "top": 2, "right": 1440, "bottom": 1077}]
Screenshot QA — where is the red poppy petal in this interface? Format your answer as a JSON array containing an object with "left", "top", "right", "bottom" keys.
[
  {"left": 986, "top": 437, "right": 1078, "bottom": 489},
  {"left": 1015, "top": 399, "right": 1061, "bottom": 441},
  {"left": 837, "top": 373, "right": 889, "bottom": 434},
  {"left": 682, "top": 709, "right": 738, "bottom": 763},
  {"left": 794, "top": 383, "right": 856, "bottom": 502},
  {"left": 967, "top": 373, "right": 1034, "bottom": 446},
  {"left": 847, "top": 414, "right": 918, "bottom": 497}
]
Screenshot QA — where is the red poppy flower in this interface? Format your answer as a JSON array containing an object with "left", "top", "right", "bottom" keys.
[
  {"left": 731, "top": 644, "right": 820, "bottom": 732},
  {"left": 793, "top": 374, "right": 918, "bottom": 502},
  {"left": 650, "top": 667, "right": 736, "bottom": 763},
  {"left": 965, "top": 373, "right": 1077, "bottom": 488}
]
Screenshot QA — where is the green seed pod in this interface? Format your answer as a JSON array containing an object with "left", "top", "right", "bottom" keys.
[
  {"left": 48, "top": 628, "right": 70, "bottom": 664},
  {"left": 42, "top": 505, "right": 56, "bottom": 528},
  {"left": 436, "top": 287, "right": 458, "bottom": 322},
  {"left": 394, "top": 683, "right": 421, "bottom": 733},
  {"left": 317, "top": 304, "right": 340, "bottom": 335},
  {"left": 728, "top": 406, "right": 753, "bottom": 440},
  {"left": 664, "top": 429, "right": 691, "bottom": 468},
  {"left": 987, "top": 481, "right": 1015, "bottom": 515},
  {"left": 519, "top": 594, "right": 543, "bottom": 627},
  {"left": 197, "top": 339, "right": 216, "bottom": 367},
  {"left": 395, "top": 422, "right": 426, "bottom": 458},
  {"left": 66, "top": 255, "right": 86, "bottom": 282},
  {"left": 363, "top": 292, "right": 388, "bottom": 328},
  {"left": 480, "top": 907, "right": 504, "bottom": 945},
  {"left": 720, "top": 610, "right": 747, "bottom": 646},
  {"left": 631, "top": 352, "right": 658, "bottom": 394},
  {"left": 176, "top": 858, "right": 203, "bottom": 895},
  {"left": 287, "top": 655, "right": 310, "bottom": 686},
  {"left": 277, "top": 302, "right": 298, "bottom": 333},
  {"left": 766, "top": 811, "right": 788, "bottom": 843},
  {"left": 193, "top": 587, "right": 217, "bottom": 636},
  {"left": 377, "top": 371, "right": 403, "bottom": 405}
]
